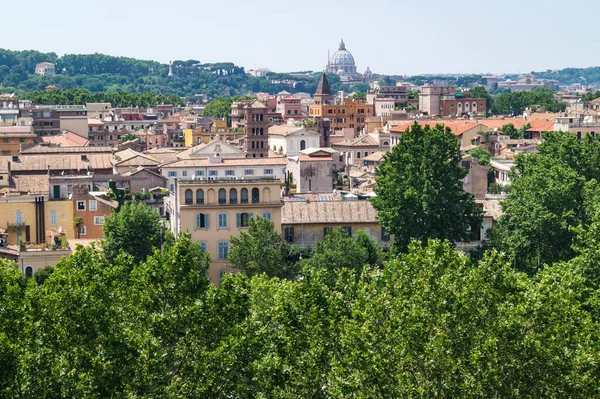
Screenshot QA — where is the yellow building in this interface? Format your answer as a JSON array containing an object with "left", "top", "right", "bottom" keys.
[
  {"left": 309, "top": 98, "right": 374, "bottom": 134},
  {"left": 0, "top": 195, "right": 74, "bottom": 245},
  {"left": 167, "top": 176, "right": 283, "bottom": 283},
  {"left": 0, "top": 126, "right": 37, "bottom": 156}
]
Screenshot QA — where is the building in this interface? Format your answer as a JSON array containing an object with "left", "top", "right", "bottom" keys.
[
  {"left": 419, "top": 85, "right": 487, "bottom": 117},
  {"left": 281, "top": 198, "right": 390, "bottom": 248},
  {"left": 0, "top": 94, "right": 19, "bottom": 125},
  {"left": 244, "top": 100, "right": 269, "bottom": 158},
  {"left": 166, "top": 176, "right": 283, "bottom": 283},
  {"left": 0, "top": 126, "right": 36, "bottom": 155},
  {"left": 35, "top": 62, "right": 56, "bottom": 75},
  {"left": 276, "top": 95, "right": 303, "bottom": 121},
  {"left": 326, "top": 39, "right": 360, "bottom": 84},
  {"left": 287, "top": 148, "right": 336, "bottom": 193},
  {"left": 313, "top": 72, "right": 334, "bottom": 106},
  {"left": 268, "top": 123, "right": 321, "bottom": 157},
  {"left": 72, "top": 185, "right": 118, "bottom": 239},
  {"left": 24, "top": 105, "right": 88, "bottom": 137},
  {"left": 310, "top": 96, "right": 374, "bottom": 134}
]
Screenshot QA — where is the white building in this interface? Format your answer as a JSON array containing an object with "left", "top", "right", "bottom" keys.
[{"left": 268, "top": 123, "right": 320, "bottom": 157}]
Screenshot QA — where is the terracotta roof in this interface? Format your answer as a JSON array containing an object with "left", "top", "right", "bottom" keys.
[
  {"left": 36, "top": 131, "right": 88, "bottom": 147},
  {"left": 389, "top": 120, "right": 480, "bottom": 136},
  {"left": 115, "top": 155, "right": 160, "bottom": 167},
  {"left": 0, "top": 174, "right": 49, "bottom": 195},
  {"left": 298, "top": 154, "right": 332, "bottom": 162},
  {"left": 161, "top": 157, "right": 288, "bottom": 168},
  {"left": 268, "top": 125, "right": 303, "bottom": 136},
  {"left": 477, "top": 118, "right": 532, "bottom": 130},
  {"left": 281, "top": 200, "right": 379, "bottom": 224},
  {"left": 526, "top": 119, "right": 554, "bottom": 132},
  {"left": 21, "top": 146, "right": 112, "bottom": 154},
  {"left": 123, "top": 167, "right": 166, "bottom": 179}
]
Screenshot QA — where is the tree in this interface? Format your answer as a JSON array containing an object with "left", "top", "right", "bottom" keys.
[
  {"left": 469, "top": 85, "right": 493, "bottom": 113},
  {"left": 102, "top": 201, "right": 165, "bottom": 263},
  {"left": 489, "top": 131, "right": 600, "bottom": 273},
  {"left": 468, "top": 145, "right": 491, "bottom": 166},
  {"left": 73, "top": 216, "right": 84, "bottom": 238},
  {"left": 371, "top": 122, "right": 483, "bottom": 253},
  {"left": 33, "top": 266, "right": 54, "bottom": 285},
  {"left": 228, "top": 216, "right": 295, "bottom": 279}
]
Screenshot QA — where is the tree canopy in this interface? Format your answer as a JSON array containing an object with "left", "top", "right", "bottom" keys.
[{"left": 371, "top": 122, "right": 483, "bottom": 252}]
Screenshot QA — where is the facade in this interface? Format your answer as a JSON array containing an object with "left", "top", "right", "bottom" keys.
[
  {"left": 166, "top": 176, "right": 283, "bottom": 283},
  {"left": 72, "top": 185, "right": 118, "bottom": 239},
  {"left": 0, "top": 126, "right": 36, "bottom": 155},
  {"left": 244, "top": 100, "right": 269, "bottom": 158},
  {"left": 276, "top": 96, "right": 302, "bottom": 121},
  {"left": 35, "top": 62, "right": 56, "bottom": 75},
  {"left": 310, "top": 98, "right": 374, "bottom": 133},
  {"left": 268, "top": 124, "right": 320, "bottom": 157},
  {"left": 287, "top": 149, "right": 335, "bottom": 193},
  {"left": 0, "top": 94, "right": 19, "bottom": 125},
  {"left": 419, "top": 85, "right": 487, "bottom": 117}
]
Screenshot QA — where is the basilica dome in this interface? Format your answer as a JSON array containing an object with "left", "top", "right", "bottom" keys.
[{"left": 326, "top": 39, "right": 357, "bottom": 76}]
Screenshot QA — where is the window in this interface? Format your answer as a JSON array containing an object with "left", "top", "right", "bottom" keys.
[
  {"left": 25, "top": 266, "right": 33, "bottom": 278},
  {"left": 218, "top": 241, "right": 229, "bottom": 260},
  {"left": 225, "top": 170, "right": 235, "bottom": 176},
  {"left": 229, "top": 188, "right": 237, "bottom": 204},
  {"left": 16, "top": 211, "right": 22, "bottom": 225},
  {"left": 209, "top": 170, "right": 218, "bottom": 176},
  {"left": 89, "top": 200, "right": 97, "bottom": 211},
  {"left": 94, "top": 216, "right": 105, "bottom": 225},
  {"left": 185, "top": 189, "right": 193, "bottom": 204},
  {"left": 284, "top": 226, "right": 294, "bottom": 243},
  {"left": 218, "top": 188, "right": 226, "bottom": 204},
  {"left": 199, "top": 241, "right": 207, "bottom": 252},
  {"left": 50, "top": 210, "right": 57, "bottom": 226},
  {"left": 300, "top": 140, "right": 306, "bottom": 151},
  {"left": 252, "top": 188, "right": 260, "bottom": 203},
  {"left": 264, "top": 168, "right": 273, "bottom": 175},
  {"left": 323, "top": 227, "right": 332, "bottom": 237},
  {"left": 19, "top": 138, "right": 25, "bottom": 143},
  {"left": 77, "top": 201, "right": 86, "bottom": 211},
  {"left": 241, "top": 188, "right": 249, "bottom": 204},
  {"left": 195, "top": 213, "right": 209, "bottom": 229},
  {"left": 79, "top": 225, "right": 87, "bottom": 235},
  {"left": 381, "top": 226, "right": 390, "bottom": 242},
  {"left": 182, "top": 171, "right": 188, "bottom": 177},
  {"left": 170, "top": 184, "right": 175, "bottom": 193},
  {"left": 244, "top": 169, "right": 254, "bottom": 176},
  {"left": 364, "top": 151, "right": 369, "bottom": 157},
  {"left": 342, "top": 226, "right": 352, "bottom": 237},
  {"left": 237, "top": 212, "right": 252, "bottom": 228},
  {"left": 168, "top": 171, "right": 177, "bottom": 177},
  {"left": 196, "top": 189, "right": 204, "bottom": 204},
  {"left": 262, "top": 211, "right": 272, "bottom": 221},
  {"left": 195, "top": 170, "right": 205, "bottom": 177},
  {"left": 2, "top": 138, "right": 8, "bottom": 143},
  {"left": 356, "top": 152, "right": 361, "bottom": 159},
  {"left": 218, "top": 212, "right": 228, "bottom": 228}
]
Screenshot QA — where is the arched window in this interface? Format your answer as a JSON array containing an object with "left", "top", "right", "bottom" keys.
[
  {"left": 262, "top": 211, "right": 272, "bottom": 221},
  {"left": 198, "top": 241, "right": 207, "bottom": 252},
  {"left": 229, "top": 188, "right": 237, "bottom": 204},
  {"left": 218, "top": 212, "right": 228, "bottom": 228},
  {"left": 259, "top": 113, "right": 263, "bottom": 121},
  {"left": 300, "top": 140, "right": 306, "bottom": 151},
  {"left": 185, "top": 189, "right": 193, "bottom": 204},
  {"left": 195, "top": 213, "right": 209, "bottom": 229},
  {"left": 196, "top": 189, "right": 204, "bottom": 204},
  {"left": 241, "top": 188, "right": 249, "bottom": 204},
  {"left": 252, "top": 188, "right": 260, "bottom": 203},
  {"left": 237, "top": 212, "right": 253, "bottom": 228},
  {"left": 217, "top": 241, "right": 229, "bottom": 260},
  {"left": 218, "top": 188, "right": 226, "bottom": 204},
  {"left": 24, "top": 266, "right": 33, "bottom": 278}
]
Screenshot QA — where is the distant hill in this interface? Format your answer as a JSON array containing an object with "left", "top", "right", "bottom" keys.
[{"left": 0, "top": 49, "right": 357, "bottom": 99}]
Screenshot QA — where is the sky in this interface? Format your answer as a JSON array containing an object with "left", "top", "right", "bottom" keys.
[{"left": 5, "top": 0, "right": 600, "bottom": 76}]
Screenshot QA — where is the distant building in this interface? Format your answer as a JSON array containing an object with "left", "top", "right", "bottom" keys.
[
  {"left": 326, "top": 39, "right": 360, "bottom": 84},
  {"left": 419, "top": 85, "right": 487, "bottom": 117},
  {"left": 35, "top": 62, "right": 56, "bottom": 76},
  {"left": 0, "top": 94, "right": 19, "bottom": 125}
]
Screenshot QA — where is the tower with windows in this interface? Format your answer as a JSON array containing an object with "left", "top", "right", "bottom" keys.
[{"left": 244, "top": 100, "right": 269, "bottom": 158}]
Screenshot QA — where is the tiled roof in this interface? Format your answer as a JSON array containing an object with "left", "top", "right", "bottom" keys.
[
  {"left": 363, "top": 151, "right": 385, "bottom": 162},
  {"left": 281, "top": 200, "right": 379, "bottom": 224},
  {"left": 526, "top": 119, "right": 554, "bottom": 132},
  {"left": 477, "top": 118, "right": 532, "bottom": 130},
  {"left": 389, "top": 120, "right": 480, "bottom": 136},
  {"left": 21, "top": 146, "right": 112, "bottom": 154},
  {"left": 1, "top": 153, "right": 114, "bottom": 172},
  {"left": 36, "top": 131, "right": 88, "bottom": 147},
  {"left": 0, "top": 126, "right": 34, "bottom": 135},
  {"left": 268, "top": 125, "right": 302, "bottom": 136},
  {"left": 333, "top": 134, "right": 380, "bottom": 148},
  {"left": 0, "top": 174, "right": 49, "bottom": 195},
  {"left": 315, "top": 72, "right": 332, "bottom": 96}
]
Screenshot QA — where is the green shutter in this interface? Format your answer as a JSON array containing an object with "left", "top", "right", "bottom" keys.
[
  {"left": 195, "top": 213, "right": 201, "bottom": 228},
  {"left": 236, "top": 213, "right": 241, "bottom": 228},
  {"left": 205, "top": 213, "right": 210, "bottom": 229}
]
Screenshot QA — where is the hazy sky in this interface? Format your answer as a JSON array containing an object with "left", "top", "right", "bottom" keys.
[{"left": 5, "top": 0, "right": 600, "bottom": 76}]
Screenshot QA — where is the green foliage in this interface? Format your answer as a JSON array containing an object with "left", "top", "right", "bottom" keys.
[
  {"left": 121, "top": 132, "right": 140, "bottom": 143},
  {"left": 20, "top": 89, "right": 185, "bottom": 107},
  {"left": 468, "top": 145, "right": 490, "bottom": 165},
  {"left": 102, "top": 201, "right": 165, "bottom": 263},
  {"left": 491, "top": 87, "right": 567, "bottom": 115},
  {"left": 201, "top": 95, "right": 254, "bottom": 122},
  {"left": 371, "top": 122, "right": 483, "bottom": 253},
  {"left": 488, "top": 182, "right": 510, "bottom": 194},
  {"left": 72, "top": 216, "right": 84, "bottom": 238},
  {"left": 499, "top": 122, "right": 532, "bottom": 139},
  {"left": 228, "top": 216, "right": 296, "bottom": 279},
  {"left": 490, "top": 132, "right": 600, "bottom": 273},
  {"left": 33, "top": 266, "right": 54, "bottom": 286},
  {"left": 469, "top": 85, "right": 493, "bottom": 112}
]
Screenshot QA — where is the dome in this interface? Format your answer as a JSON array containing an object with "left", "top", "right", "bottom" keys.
[
  {"left": 327, "top": 39, "right": 358, "bottom": 77},
  {"left": 329, "top": 39, "right": 355, "bottom": 67}
]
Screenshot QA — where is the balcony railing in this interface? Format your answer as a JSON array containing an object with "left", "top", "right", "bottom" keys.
[{"left": 182, "top": 200, "right": 284, "bottom": 207}]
